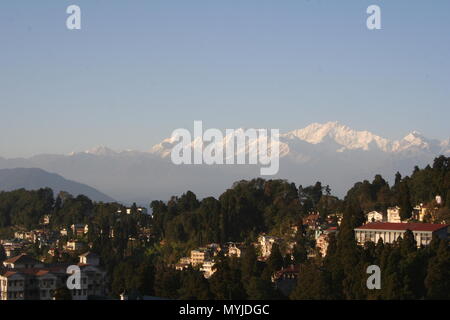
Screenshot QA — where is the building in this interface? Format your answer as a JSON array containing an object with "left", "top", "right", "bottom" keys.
[
  {"left": 71, "top": 224, "right": 88, "bottom": 237},
  {"left": 272, "top": 265, "right": 300, "bottom": 297},
  {"left": 190, "top": 248, "right": 210, "bottom": 267},
  {"left": 354, "top": 222, "right": 449, "bottom": 247},
  {"left": 175, "top": 263, "right": 190, "bottom": 271},
  {"left": 387, "top": 206, "right": 402, "bottom": 223},
  {"left": 77, "top": 265, "right": 107, "bottom": 298},
  {"left": 303, "top": 213, "right": 321, "bottom": 230},
  {"left": 0, "top": 269, "right": 65, "bottom": 300},
  {"left": 200, "top": 261, "right": 216, "bottom": 279},
  {"left": 79, "top": 252, "right": 100, "bottom": 266},
  {"left": 315, "top": 227, "right": 338, "bottom": 257},
  {"left": 257, "top": 235, "right": 280, "bottom": 260},
  {"left": 1, "top": 240, "right": 25, "bottom": 258},
  {"left": 0, "top": 253, "right": 107, "bottom": 300},
  {"left": 175, "top": 257, "right": 191, "bottom": 271},
  {"left": 41, "top": 215, "right": 51, "bottom": 225},
  {"left": 226, "top": 243, "right": 242, "bottom": 258},
  {"left": 65, "top": 241, "right": 85, "bottom": 252},
  {"left": 48, "top": 248, "right": 59, "bottom": 257},
  {"left": 118, "top": 207, "right": 148, "bottom": 215},
  {"left": 206, "top": 243, "right": 222, "bottom": 257},
  {"left": 14, "top": 231, "right": 37, "bottom": 242},
  {"left": 3, "top": 254, "right": 44, "bottom": 269},
  {"left": 367, "top": 211, "right": 384, "bottom": 223}
]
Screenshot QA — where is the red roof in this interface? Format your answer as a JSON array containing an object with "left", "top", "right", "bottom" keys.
[
  {"left": 355, "top": 222, "right": 449, "bottom": 232},
  {"left": 3, "top": 253, "right": 41, "bottom": 265},
  {"left": 273, "top": 265, "right": 300, "bottom": 280}
]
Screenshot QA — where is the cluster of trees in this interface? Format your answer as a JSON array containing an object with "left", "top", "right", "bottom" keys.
[
  {"left": 151, "top": 179, "right": 339, "bottom": 252},
  {"left": 152, "top": 244, "right": 293, "bottom": 300},
  {"left": 0, "top": 188, "right": 53, "bottom": 229},
  {"left": 345, "top": 155, "right": 450, "bottom": 221}
]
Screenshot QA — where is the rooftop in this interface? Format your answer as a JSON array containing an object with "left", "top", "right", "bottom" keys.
[
  {"left": 355, "top": 222, "right": 449, "bottom": 232},
  {"left": 3, "top": 254, "right": 42, "bottom": 266}
]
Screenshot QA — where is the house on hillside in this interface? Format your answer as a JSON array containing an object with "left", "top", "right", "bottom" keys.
[
  {"left": 257, "top": 235, "right": 281, "bottom": 260},
  {"left": 272, "top": 265, "right": 300, "bottom": 297},
  {"left": 387, "top": 206, "right": 402, "bottom": 223},
  {"left": 0, "top": 253, "right": 107, "bottom": 300},
  {"left": 367, "top": 211, "right": 384, "bottom": 223},
  {"left": 79, "top": 252, "right": 100, "bottom": 266}
]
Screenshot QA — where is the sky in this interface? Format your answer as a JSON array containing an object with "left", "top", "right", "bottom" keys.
[{"left": 0, "top": 0, "right": 449, "bottom": 158}]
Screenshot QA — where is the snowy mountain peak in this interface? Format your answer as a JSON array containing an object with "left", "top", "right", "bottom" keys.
[
  {"left": 84, "top": 146, "right": 117, "bottom": 156},
  {"left": 64, "top": 122, "right": 447, "bottom": 161},
  {"left": 282, "top": 122, "right": 391, "bottom": 152},
  {"left": 391, "top": 131, "right": 438, "bottom": 153}
]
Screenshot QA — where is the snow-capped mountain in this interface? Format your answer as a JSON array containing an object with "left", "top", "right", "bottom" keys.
[
  {"left": 281, "top": 122, "right": 391, "bottom": 152},
  {"left": 149, "top": 121, "right": 448, "bottom": 158},
  {"left": 0, "top": 122, "right": 447, "bottom": 204}
]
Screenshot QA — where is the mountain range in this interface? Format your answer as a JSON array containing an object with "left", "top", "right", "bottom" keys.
[
  {"left": 0, "top": 122, "right": 448, "bottom": 204},
  {"left": 0, "top": 168, "right": 115, "bottom": 202}
]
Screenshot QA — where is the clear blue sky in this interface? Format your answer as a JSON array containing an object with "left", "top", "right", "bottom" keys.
[{"left": 1, "top": 0, "right": 449, "bottom": 157}]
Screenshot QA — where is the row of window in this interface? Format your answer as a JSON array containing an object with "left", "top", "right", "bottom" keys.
[{"left": 357, "top": 231, "right": 433, "bottom": 244}]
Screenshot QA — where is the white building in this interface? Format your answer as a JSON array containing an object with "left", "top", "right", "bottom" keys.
[
  {"left": 367, "top": 211, "right": 384, "bottom": 223},
  {"left": 190, "top": 248, "right": 210, "bottom": 267},
  {"left": 200, "top": 261, "right": 216, "bottom": 279},
  {"left": 1, "top": 254, "right": 107, "bottom": 300},
  {"left": 226, "top": 243, "right": 242, "bottom": 258},
  {"left": 387, "top": 206, "right": 402, "bottom": 223},
  {"left": 354, "top": 222, "right": 448, "bottom": 247},
  {"left": 257, "top": 235, "right": 280, "bottom": 259}
]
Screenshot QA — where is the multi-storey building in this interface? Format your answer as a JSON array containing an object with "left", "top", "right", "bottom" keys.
[
  {"left": 354, "top": 222, "right": 448, "bottom": 247},
  {"left": 387, "top": 206, "right": 402, "bottom": 223},
  {"left": 190, "top": 248, "right": 210, "bottom": 267},
  {"left": 0, "top": 253, "right": 107, "bottom": 300}
]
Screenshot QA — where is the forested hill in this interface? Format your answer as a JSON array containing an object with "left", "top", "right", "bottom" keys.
[{"left": 0, "top": 168, "right": 114, "bottom": 203}]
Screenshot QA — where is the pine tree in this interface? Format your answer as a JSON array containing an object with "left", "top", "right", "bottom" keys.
[
  {"left": 265, "top": 243, "right": 283, "bottom": 277},
  {"left": 290, "top": 261, "right": 331, "bottom": 300},
  {"left": 246, "top": 277, "right": 281, "bottom": 300},
  {"left": 177, "top": 269, "right": 211, "bottom": 300},
  {"left": 400, "top": 230, "right": 417, "bottom": 256},
  {"left": 0, "top": 245, "right": 6, "bottom": 263},
  {"left": 424, "top": 240, "right": 450, "bottom": 299},
  {"left": 209, "top": 253, "right": 246, "bottom": 300},
  {"left": 399, "top": 181, "right": 413, "bottom": 221},
  {"left": 240, "top": 244, "right": 260, "bottom": 285}
]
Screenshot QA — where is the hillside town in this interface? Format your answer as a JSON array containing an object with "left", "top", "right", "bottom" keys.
[{"left": 0, "top": 188, "right": 448, "bottom": 300}]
